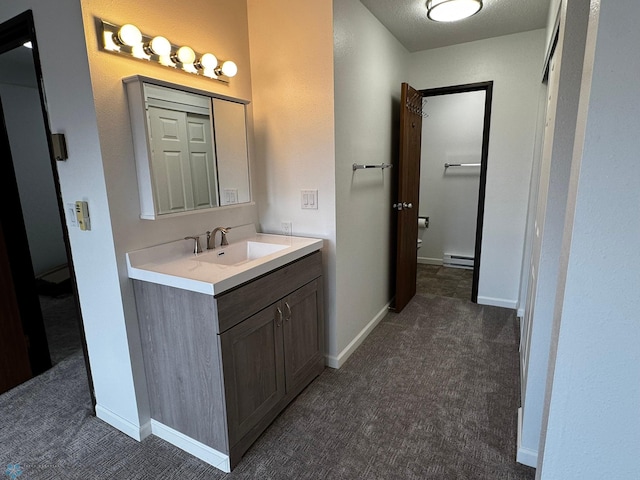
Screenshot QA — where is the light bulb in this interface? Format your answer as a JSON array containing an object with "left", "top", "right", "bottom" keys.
[
  {"left": 116, "top": 24, "right": 142, "bottom": 47},
  {"left": 172, "top": 46, "right": 196, "bottom": 65},
  {"left": 145, "top": 36, "right": 172, "bottom": 57},
  {"left": 196, "top": 53, "right": 218, "bottom": 70},
  {"left": 220, "top": 60, "right": 238, "bottom": 77}
]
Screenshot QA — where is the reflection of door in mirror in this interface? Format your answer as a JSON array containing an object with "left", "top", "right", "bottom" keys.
[
  {"left": 145, "top": 84, "right": 219, "bottom": 214},
  {"left": 124, "top": 76, "right": 252, "bottom": 220},
  {"left": 148, "top": 106, "right": 218, "bottom": 213}
]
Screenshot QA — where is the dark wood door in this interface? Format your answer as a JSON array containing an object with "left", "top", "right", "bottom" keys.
[
  {"left": 393, "top": 83, "right": 423, "bottom": 312},
  {"left": 220, "top": 303, "right": 285, "bottom": 447},
  {"left": 0, "top": 98, "right": 51, "bottom": 394},
  {"left": 283, "top": 279, "right": 324, "bottom": 391},
  {"left": 0, "top": 222, "right": 32, "bottom": 392}
]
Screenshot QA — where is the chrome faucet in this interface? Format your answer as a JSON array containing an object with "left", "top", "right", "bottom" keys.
[
  {"left": 206, "top": 227, "right": 230, "bottom": 249},
  {"left": 184, "top": 236, "right": 203, "bottom": 255}
]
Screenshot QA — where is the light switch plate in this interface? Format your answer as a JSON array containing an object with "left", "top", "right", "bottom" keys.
[{"left": 301, "top": 189, "right": 318, "bottom": 209}]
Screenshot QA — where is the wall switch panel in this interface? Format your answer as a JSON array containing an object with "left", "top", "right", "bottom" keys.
[
  {"left": 301, "top": 189, "right": 318, "bottom": 209},
  {"left": 223, "top": 188, "right": 238, "bottom": 205},
  {"left": 75, "top": 201, "right": 91, "bottom": 231},
  {"left": 66, "top": 203, "right": 78, "bottom": 227}
]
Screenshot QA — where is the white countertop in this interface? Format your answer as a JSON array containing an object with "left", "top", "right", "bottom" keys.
[{"left": 126, "top": 228, "right": 323, "bottom": 296}]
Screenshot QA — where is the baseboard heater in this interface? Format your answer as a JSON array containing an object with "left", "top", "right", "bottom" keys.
[{"left": 443, "top": 253, "right": 474, "bottom": 270}]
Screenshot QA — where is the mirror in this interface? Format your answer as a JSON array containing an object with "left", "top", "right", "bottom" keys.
[{"left": 124, "top": 76, "right": 251, "bottom": 219}]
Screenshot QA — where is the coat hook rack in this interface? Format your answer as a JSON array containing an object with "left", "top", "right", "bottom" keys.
[{"left": 352, "top": 163, "right": 393, "bottom": 171}]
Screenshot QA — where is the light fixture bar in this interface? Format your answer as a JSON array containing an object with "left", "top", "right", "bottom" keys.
[{"left": 100, "top": 20, "right": 237, "bottom": 84}]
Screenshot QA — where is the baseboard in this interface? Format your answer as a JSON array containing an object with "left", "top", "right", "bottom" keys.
[
  {"left": 151, "top": 419, "right": 230, "bottom": 472},
  {"left": 418, "top": 257, "right": 442, "bottom": 265},
  {"left": 517, "top": 307, "right": 525, "bottom": 318},
  {"left": 325, "top": 301, "right": 391, "bottom": 369},
  {"left": 516, "top": 407, "right": 538, "bottom": 468},
  {"left": 140, "top": 419, "right": 152, "bottom": 440},
  {"left": 95, "top": 405, "right": 147, "bottom": 441},
  {"left": 477, "top": 296, "right": 517, "bottom": 309}
]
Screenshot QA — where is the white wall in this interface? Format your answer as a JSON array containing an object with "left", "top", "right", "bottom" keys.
[
  {"left": 332, "top": 0, "right": 408, "bottom": 364},
  {"left": 539, "top": 0, "right": 640, "bottom": 477},
  {"left": 408, "top": 30, "right": 546, "bottom": 308},
  {"left": 247, "top": 0, "right": 338, "bottom": 356},
  {"left": 419, "top": 90, "right": 484, "bottom": 264}
]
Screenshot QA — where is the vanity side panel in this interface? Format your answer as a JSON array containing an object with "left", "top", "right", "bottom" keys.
[
  {"left": 133, "top": 280, "right": 229, "bottom": 453},
  {"left": 216, "top": 251, "right": 322, "bottom": 333}
]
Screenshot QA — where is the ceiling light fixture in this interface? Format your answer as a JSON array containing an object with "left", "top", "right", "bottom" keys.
[
  {"left": 426, "top": 0, "right": 483, "bottom": 22},
  {"left": 100, "top": 20, "right": 237, "bottom": 83}
]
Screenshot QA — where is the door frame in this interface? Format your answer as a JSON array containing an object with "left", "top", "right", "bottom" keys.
[
  {"left": 0, "top": 10, "right": 95, "bottom": 407},
  {"left": 419, "top": 81, "right": 493, "bottom": 303}
]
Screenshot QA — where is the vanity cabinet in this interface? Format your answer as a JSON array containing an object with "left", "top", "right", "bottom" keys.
[
  {"left": 221, "top": 277, "right": 323, "bottom": 449},
  {"left": 133, "top": 250, "right": 324, "bottom": 470}
]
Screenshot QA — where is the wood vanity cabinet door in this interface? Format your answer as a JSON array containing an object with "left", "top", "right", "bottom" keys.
[
  {"left": 283, "top": 278, "right": 324, "bottom": 392},
  {"left": 220, "top": 303, "right": 285, "bottom": 447}
]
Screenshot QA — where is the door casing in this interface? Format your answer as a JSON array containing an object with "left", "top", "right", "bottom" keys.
[
  {"left": 0, "top": 10, "right": 95, "bottom": 406},
  {"left": 419, "top": 81, "right": 493, "bottom": 303}
]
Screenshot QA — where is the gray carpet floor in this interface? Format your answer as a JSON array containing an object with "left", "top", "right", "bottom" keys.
[
  {"left": 417, "top": 264, "right": 474, "bottom": 301},
  {"left": 39, "top": 293, "right": 83, "bottom": 365},
  {"left": 0, "top": 294, "right": 534, "bottom": 479}
]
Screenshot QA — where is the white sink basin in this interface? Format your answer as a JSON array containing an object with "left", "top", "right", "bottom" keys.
[
  {"left": 126, "top": 225, "right": 323, "bottom": 296},
  {"left": 194, "top": 241, "right": 288, "bottom": 266}
]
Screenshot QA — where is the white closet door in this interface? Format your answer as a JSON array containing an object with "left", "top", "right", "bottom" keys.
[
  {"left": 148, "top": 106, "right": 194, "bottom": 214},
  {"left": 186, "top": 113, "right": 218, "bottom": 209}
]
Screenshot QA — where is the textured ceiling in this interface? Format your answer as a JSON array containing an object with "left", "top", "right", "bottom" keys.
[{"left": 359, "top": 0, "right": 551, "bottom": 52}]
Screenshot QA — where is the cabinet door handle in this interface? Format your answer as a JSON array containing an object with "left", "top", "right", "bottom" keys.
[
  {"left": 276, "top": 306, "right": 283, "bottom": 327},
  {"left": 284, "top": 302, "right": 292, "bottom": 321}
]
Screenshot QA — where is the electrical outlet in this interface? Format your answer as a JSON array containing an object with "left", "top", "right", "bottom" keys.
[{"left": 281, "top": 221, "right": 292, "bottom": 236}]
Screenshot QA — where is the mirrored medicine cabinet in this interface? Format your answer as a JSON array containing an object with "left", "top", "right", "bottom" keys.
[{"left": 124, "top": 76, "right": 251, "bottom": 220}]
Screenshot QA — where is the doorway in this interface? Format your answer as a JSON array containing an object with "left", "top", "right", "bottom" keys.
[
  {"left": 0, "top": 11, "right": 94, "bottom": 403},
  {"left": 418, "top": 82, "right": 493, "bottom": 303}
]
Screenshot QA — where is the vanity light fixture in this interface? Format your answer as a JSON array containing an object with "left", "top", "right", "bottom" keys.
[
  {"left": 143, "top": 36, "right": 171, "bottom": 57},
  {"left": 217, "top": 60, "right": 238, "bottom": 78},
  {"left": 426, "top": 0, "right": 483, "bottom": 22},
  {"left": 100, "top": 20, "right": 237, "bottom": 83},
  {"left": 114, "top": 23, "right": 142, "bottom": 47}
]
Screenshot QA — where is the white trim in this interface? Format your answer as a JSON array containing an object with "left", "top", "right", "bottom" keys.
[
  {"left": 477, "top": 295, "right": 517, "bottom": 309},
  {"left": 417, "top": 257, "right": 442, "bottom": 265},
  {"left": 151, "top": 419, "right": 230, "bottom": 473},
  {"left": 517, "top": 307, "right": 525, "bottom": 318},
  {"left": 140, "top": 420, "right": 152, "bottom": 440},
  {"left": 95, "top": 405, "right": 146, "bottom": 441},
  {"left": 516, "top": 407, "right": 538, "bottom": 468},
  {"left": 325, "top": 301, "right": 391, "bottom": 369}
]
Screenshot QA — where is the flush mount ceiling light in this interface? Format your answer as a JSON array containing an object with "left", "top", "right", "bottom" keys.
[
  {"left": 426, "top": 0, "right": 483, "bottom": 22},
  {"left": 100, "top": 20, "right": 237, "bottom": 83}
]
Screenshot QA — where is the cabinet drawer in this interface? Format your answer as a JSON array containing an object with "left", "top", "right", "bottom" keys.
[{"left": 215, "top": 251, "right": 322, "bottom": 333}]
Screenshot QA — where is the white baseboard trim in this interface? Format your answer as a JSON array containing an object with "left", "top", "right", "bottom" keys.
[
  {"left": 151, "top": 419, "right": 230, "bottom": 473},
  {"left": 418, "top": 257, "right": 442, "bottom": 265},
  {"left": 325, "top": 301, "right": 391, "bottom": 369},
  {"left": 95, "top": 405, "right": 146, "bottom": 441},
  {"left": 516, "top": 407, "right": 538, "bottom": 468},
  {"left": 517, "top": 307, "right": 525, "bottom": 318},
  {"left": 477, "top": 296, "right": 517, "bottom": 310},
  {"left": 140, "top": 419, "right": 152, "bottom": 440}
]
